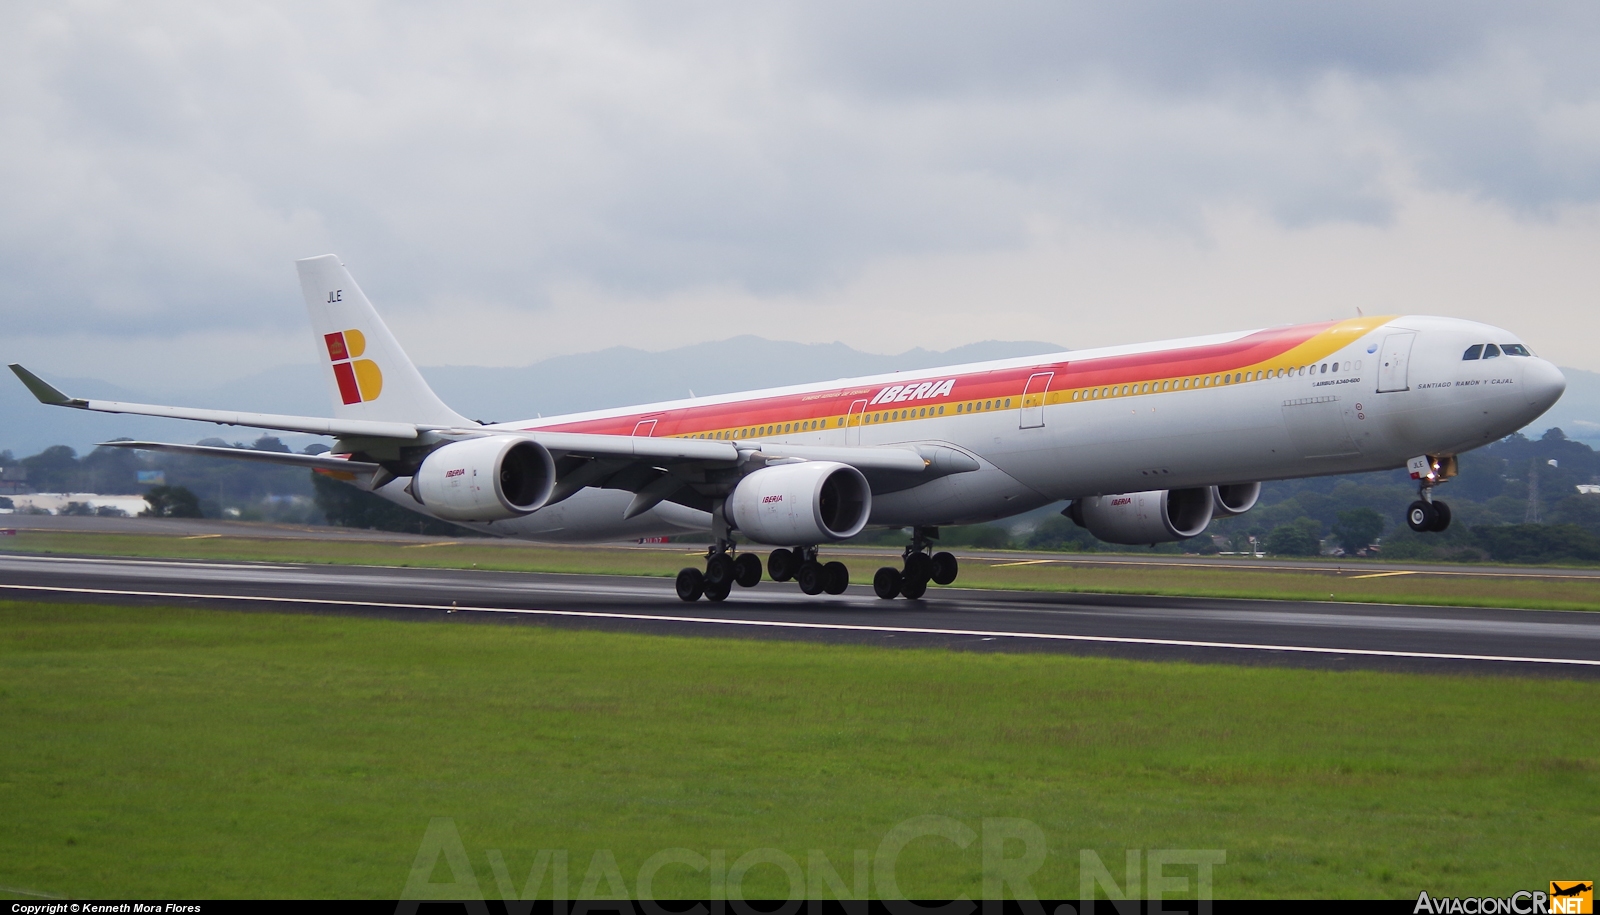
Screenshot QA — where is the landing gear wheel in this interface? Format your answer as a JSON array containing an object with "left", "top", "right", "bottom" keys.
[
  {"left": 704, "top": 553, "right": 736, "bottom": 587},
  {"left": 675, "top": 567, "right": 705, "bottom": 602},
  {"left": 822, "top": 561, "right": 849, "bottom": 595},
  {"left": 904, "top": 551, "right": 933, "bottom": 580},
  {"left": 1406, "top": 500, "right": 1437, "bottom": 533},
  {"left": 873, "top": 567, "right": 903, "bottom": 599},
  {"left": 704, "top": 577, "right": 733, "bottom": 602},
  {"left": 796, "top": 560, "right": 825, "bottom": 595},
  {"left": 734, "top": 553, "right": 764, "bottom": 587},
  {"left": 930, "top": 552, "right": 959, "bottom": 586},
  {"left": 1429, "top": 500, "right": 1452, "bottom": 532},
  {"left": 900, "top": 574, "right": 928, "bottom": 600},
  {"left": 768, "top": 549, "right": 796, "bottom": 582}
]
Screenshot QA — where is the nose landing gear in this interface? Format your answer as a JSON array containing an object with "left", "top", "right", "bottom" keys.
[
  {"left": 874, "top": 527, "right": 959, "bottom": 599},
  {"left": 1405, "top": 455, "right": 1454, "bottom": 533},
  {"left": 1406, "top": 498, "right": 1452, "bottom": 533}
]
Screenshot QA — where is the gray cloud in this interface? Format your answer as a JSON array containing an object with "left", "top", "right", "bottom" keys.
[{"left": 1, "top": 1, "right": 1598, "bottom": 385}]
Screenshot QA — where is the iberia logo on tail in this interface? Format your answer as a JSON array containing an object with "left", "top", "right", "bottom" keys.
[{"left": 324, "top": 329, "right": 382, "bottom": 404}]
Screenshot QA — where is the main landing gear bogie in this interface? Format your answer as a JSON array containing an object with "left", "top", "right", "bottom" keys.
[
  {"left": 874, "top": 528, "right": 959, "bottom": 600},
  {"left": 676, "top": 544, "right": 851, "bottom": 601},
  {"left": 677, "top": 542, "right": 765, "bottom": 603},
  {"left": 770, "top": 548, "right": 848, "bottom": 595}
]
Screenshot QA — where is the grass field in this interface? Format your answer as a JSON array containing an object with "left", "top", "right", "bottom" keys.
[
  {"left": 2, "top": 598, "right": 1597, "bottom": 900},
  {"left": 7, "top": 529, "right": 1600, "bottom": 612}
]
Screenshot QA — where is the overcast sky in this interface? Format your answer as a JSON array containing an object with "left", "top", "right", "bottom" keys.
[{"left": 4, "top": 1, "right": 1600, "bottom": 392}]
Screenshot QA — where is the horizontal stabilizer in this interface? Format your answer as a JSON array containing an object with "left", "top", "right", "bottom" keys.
[{"left": 99, "top": 441, "right": 381, "bottom": 474}]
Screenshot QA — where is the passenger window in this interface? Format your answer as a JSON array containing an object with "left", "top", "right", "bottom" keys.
[
  {"left": 1331, "top": 363, "right": 1339, "bottom": 374},
  {"left": 1483, "top": 344, "right": 1501, "bottom": 359},
  {"left": 1501, "top": 343, "right": 1531, "bottom": 356}
]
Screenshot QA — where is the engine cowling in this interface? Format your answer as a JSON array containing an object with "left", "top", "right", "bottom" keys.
[
  {"left": 413, "top": 436, "right": 556, "bottom": 522},
  {"left": 1067, "top": 487, "right": 1214, "bottom": 545},
  {"left": 727, "top": 461, "right": 871, "bottom": 545},
  {"left": 1211, "top": 482, "right": 1261, "bottom": 518}
]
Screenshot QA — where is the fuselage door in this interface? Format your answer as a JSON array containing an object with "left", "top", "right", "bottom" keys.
[
  {"left": 1020, "top": 372, "right": 1054, "bottom": 429},
  {"left": 845, "top": 399, "right": 868, "bottom": 445},
  {"left": 1377, "top": 333, "right": 1415, "bottom": 393},
  {"left": 632, "top": 418, "right": 657, "bottom": 437}
]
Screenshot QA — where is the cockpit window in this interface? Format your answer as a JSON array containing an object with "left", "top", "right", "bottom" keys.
[
  {"left": 1462, "top": 344, "right": 1483, "bottom": 360},
  {"left": 1482, "top": 343, "right": 1501, "bottom": 359},
  {"left": 1501, "top": 343, "right": 1531, "bottom": 356}
]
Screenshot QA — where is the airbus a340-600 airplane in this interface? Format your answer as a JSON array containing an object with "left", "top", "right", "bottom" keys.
[{"left": 11, "top": 255, "right": 1566, "bottom": 601}]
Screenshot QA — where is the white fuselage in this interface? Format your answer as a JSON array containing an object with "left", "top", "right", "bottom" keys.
[{"left": 374, "top": 314, "right": 1565, "bottom": 542}]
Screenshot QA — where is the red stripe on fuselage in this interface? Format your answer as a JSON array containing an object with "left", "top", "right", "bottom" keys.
[{"left": 530, "top": 321, "right": 1334, "bottom": 437}]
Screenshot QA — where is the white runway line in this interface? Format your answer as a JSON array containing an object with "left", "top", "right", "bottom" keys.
[{"left": 4, "top": 581, "right": 1599, "bottom": 668}]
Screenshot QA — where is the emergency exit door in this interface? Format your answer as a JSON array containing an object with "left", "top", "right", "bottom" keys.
[{"left": 1020, "top": 372, "right": 1053, "bottom": 429}]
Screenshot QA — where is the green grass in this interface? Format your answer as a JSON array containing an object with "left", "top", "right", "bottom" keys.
[
  {"left": 7, "top": 529, "right": 1600, "bottom": 612},
  {"left": 2, "top": 599, "right": 1597, "bottom": 900}
]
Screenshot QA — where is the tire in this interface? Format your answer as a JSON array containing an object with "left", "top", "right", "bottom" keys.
[
  {"left": 823, "top": 561, "right": 849, "bottom": 595},
  {"left": 930, "top": 551, "right": 958, "bottom": 586},
  {"left": 904, "top": 551, "right": 933, "bottom": 579},
  {"left": 734, "top": 553, "right": 764, "bottom": 587},
  {"left": 768, "top": 548, "right": 796, "bottom": 582},
  {"left": 675, "top": 567, "right": 705, "bottom": 601},
  {"left": 1430, "top": 501, "right": 1452, "bottom": 533},
  {"left": 704, "top": 553, "right": 736, "bottom": 587},
  {"left": 797, "top": 560, "right": 825, "bottom": 595},
  {"left": 900, "top": 574, "right": 928, "bottom": 600},
  {"left": 873, "top": 567, "right": 902, "bottom": 599},
  {"left": 1406, "top": 500, "right": 1437, "bottom": 533},
  {"left": 704, "top": 578, "right": 733, "bottom": 602}
]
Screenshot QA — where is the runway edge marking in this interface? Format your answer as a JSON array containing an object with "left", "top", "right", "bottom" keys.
[{"left": 4, "top": 582, "right": 1599, "bottom": 668}]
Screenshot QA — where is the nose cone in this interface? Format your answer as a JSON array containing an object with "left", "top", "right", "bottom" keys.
[{"left": 1523, "top": 358, "right": 1566, "bottom": 418}]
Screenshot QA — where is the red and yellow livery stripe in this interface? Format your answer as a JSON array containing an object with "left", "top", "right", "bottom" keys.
[{"left": 527, "top": 317, "right": 1393, "bottom": 440}]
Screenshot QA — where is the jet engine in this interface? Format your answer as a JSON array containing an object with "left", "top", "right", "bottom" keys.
[
  {"left": 412, "top": 436, "right": 556, "bottom": 522},
  {"left": 727, "top": 461, "right": 871, "bottom": 545},
  {"left": 1211, "top": 482, "right": 1262, "bottom": 518},
  {"left": 1066, "top": 487, "right": 1214, "bottom": 545}
]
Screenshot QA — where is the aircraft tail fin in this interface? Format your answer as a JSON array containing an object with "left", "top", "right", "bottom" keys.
[{"left": 295, "top": 255, "right": 470, "bottom": 428}]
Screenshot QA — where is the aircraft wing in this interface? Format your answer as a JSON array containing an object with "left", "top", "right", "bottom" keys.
[
  {"left": 16, "top": 363, "right": 974, "bottom": 513},
  {"left": 98, "top": 441, "right": 381, "bottom": 474},
  {"left": 10, "top": 364, "right": 426, "bottom": 440}
]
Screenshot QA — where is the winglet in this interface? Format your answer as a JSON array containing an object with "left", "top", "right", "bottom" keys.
[{"left": 8, "top": 364, "right": 86, "bottom": 408}]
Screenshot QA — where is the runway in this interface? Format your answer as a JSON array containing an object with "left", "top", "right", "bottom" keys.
[{"left": 5, "top": 552, "right": 1599, "bottom": 676}]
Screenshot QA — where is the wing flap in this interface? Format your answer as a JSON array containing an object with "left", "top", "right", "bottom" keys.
[{"left": 519, "top": 430, "right": 739, "bottom": 463}]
